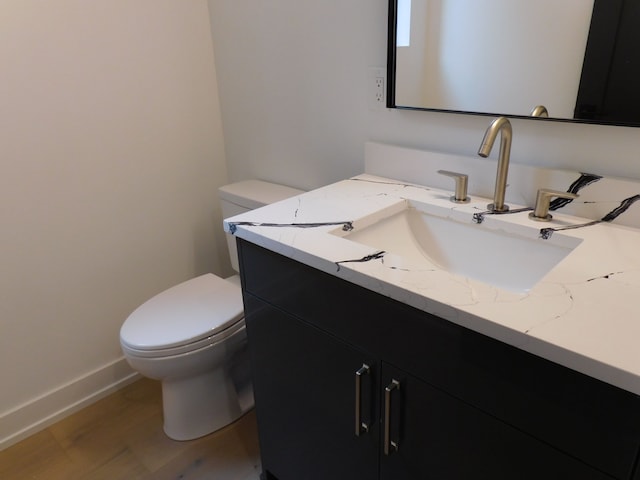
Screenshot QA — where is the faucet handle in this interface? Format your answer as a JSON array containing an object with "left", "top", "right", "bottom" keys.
[
  {"left": 437, "top": 170, "right": 470, "bottom": 204},
  {"left": 529, "top": 189, "right": 579, "bottom": 221}
]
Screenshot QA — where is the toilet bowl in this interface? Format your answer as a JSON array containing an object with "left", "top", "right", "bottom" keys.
[{"left": 120, "top": 180, "right": 303, "bottom": 440}]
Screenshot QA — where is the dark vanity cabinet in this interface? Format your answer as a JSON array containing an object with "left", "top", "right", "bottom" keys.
[
  {"left": 242, "top": 296, "right": 379, "bottom": 479},
  {"left": 238, "top": 239, "right": 640, "bottom": 480}
]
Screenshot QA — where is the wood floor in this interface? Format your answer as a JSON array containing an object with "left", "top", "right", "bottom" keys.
[{"left": 0, "top": 378, "right": 262, "bottom": 480}]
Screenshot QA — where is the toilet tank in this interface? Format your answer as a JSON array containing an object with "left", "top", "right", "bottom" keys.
[{"left": 219, "top": 180, "right": 304, "bottom": 272}]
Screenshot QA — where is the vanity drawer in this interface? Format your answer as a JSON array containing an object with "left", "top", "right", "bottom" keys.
[{"left": 239, "top": 239, "right": 640, "bottom": 478}]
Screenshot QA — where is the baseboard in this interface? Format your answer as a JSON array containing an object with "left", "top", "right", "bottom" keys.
[{"left": 0, "top": 357, "right": 141, "bottom": 451}]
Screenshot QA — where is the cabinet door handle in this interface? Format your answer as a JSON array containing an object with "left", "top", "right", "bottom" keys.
[
  {"left": 355, "top": 364, "right": 370, "bottom": 436},
  {"left": 384, "top": 379, "right": 401, "bottom": 455}
]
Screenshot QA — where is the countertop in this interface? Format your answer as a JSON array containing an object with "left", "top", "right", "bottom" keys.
[{"left": 224, "top": 174, "right": 640, "bottom": 396}]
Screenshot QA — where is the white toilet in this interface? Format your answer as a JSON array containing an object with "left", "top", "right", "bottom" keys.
[{"left": 120, "top": 180, "right": 303, "bottom": 441}]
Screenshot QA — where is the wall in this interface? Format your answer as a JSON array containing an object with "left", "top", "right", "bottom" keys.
[
  {"left": 395, "top": 0, "right": 429, "bottom": 106},
  {"left": 396, "top": 0, "right": 593, "bottom": 115},
  {"left": 208, "top": 0, "right": 640, "bottom": 191},
  {"left": 0, "top": 0, "right": 228, "bottom": 448},
  {"left": 428, "top": 0, "right": 593, "bottom": 116}
]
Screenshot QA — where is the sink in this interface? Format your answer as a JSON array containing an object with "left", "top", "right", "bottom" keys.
[{"left": 335, "top": 200, "right": 582, "bottom": 292}]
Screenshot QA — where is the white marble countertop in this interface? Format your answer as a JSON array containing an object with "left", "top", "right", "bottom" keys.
[{"left": 224, "top": 174, "right": 640, "bottom": 396}]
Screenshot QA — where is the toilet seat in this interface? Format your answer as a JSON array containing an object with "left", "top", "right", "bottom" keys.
[
  {"left": 121, "top": 320, "right": 245, "bottom": 358},
  {"left": 120, "top": 274, "right": 244, "bottom": 357}
]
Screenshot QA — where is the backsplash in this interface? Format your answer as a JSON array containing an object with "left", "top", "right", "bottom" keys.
[{"left": 366, "top": 142, "right": 640, "bottom": 230}]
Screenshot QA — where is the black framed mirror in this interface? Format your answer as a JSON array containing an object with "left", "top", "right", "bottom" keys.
[{"left": 387, "top": 0, "right": 640, "bottom": 126}]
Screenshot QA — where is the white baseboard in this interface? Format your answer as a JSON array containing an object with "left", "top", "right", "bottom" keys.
[{"left": 0, "top": 357, "right": 141, "bottom": 451}]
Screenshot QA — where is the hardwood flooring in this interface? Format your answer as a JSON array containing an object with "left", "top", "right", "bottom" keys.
[{"left": 0, "top": 378, "right": 261, "bottom": 479}]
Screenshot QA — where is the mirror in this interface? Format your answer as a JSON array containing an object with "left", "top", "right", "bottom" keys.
[{"left": 387, "top": 0, "right": 640, "bottom": 126}]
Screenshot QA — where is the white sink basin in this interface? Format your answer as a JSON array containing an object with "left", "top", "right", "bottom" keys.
[{"left": 336, "top": 200, "right": 582, "bottom": 292}]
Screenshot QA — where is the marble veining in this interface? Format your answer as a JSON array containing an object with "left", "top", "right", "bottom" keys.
[
  {"left": 541, "top": 194, "right": 640, "bottom": 239},
  {"left": 225, "top": 145, "right": 640, "bottom": 396},
  {"left": 472, "top": 207, "right": 533, "bottom": 224},
  {"left": 549, "top": 173, "right": 602, "bottom": 210},
  {"left": 229, "top": 220, "right": 354, "bottom": 234},
  {"left": 602, "top": 194, "right": 640, "bottom": 221},
  {"left": 336, "top": 250, "right": 386, "bottom": 270}
]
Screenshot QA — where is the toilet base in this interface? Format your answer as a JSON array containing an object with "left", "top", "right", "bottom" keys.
[{"left": 161, "top": 362, "right": 254, "bottom": 441}]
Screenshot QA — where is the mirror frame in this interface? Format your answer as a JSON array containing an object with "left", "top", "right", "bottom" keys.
[{"left": 386, "top": 0, "right": 640, "bottom": 127}]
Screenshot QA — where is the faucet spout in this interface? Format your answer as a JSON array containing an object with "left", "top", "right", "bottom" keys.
[
  {"left": 478, "top": 116, "right": 512, "bottom": 212},
  {"left": 530, "top": 105, "right": 549, "bottom": 117}
]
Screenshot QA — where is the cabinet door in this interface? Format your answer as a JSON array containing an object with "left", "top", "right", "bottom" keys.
[
  {"left": 244, "top": 294, "right": 380, "bottom": 480},
  {"left": 379, "top": 364, "right": 613, "bottom": 480}
]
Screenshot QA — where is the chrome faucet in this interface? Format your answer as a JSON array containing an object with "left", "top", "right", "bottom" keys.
[{"left": 478, "top": 116, "right": 512, "bottom": 212}]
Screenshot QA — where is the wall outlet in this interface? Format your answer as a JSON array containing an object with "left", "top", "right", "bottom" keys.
[{"left": 368, "top": 67, "right": 386, "bottom": 110}]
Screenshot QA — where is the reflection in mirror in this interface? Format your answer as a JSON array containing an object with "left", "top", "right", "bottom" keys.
[{"left": 387, "top": 0, "right": 640, "bottom": 127}]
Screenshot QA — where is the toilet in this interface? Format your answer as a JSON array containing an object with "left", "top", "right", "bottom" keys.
[{"left": 119, "top": 180, "right": 303, "bottom": 441}]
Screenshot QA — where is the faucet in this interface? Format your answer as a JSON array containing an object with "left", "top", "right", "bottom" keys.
[
  {"left": 530, "top": 105, "right": 549, "bottom": 117},
  {"left": 478, "top": 116, "right": 512, "bottom": 212},
  {"left": 529, "top": 188, "right": 579, "bottom": 221}
]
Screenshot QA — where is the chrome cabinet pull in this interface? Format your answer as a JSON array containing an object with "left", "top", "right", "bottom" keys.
[
  {"left": 355, "top": 364, "right": 370, "bottom": 436},
  {"left": 384, "top": 379, "right": 401, "bottom": 455}
]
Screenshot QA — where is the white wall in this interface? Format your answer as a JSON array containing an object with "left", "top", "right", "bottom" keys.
[
  {"left": 208, "top": 0, "right": 640, "bottom": 189},
  {"left": 395, "top": 0, "right": 430, "bottom": 107},
  {"left": 396, "top": 0, "right": 594, "bottom": 115},
  {"left": 431, "top": 0, "right": 593, "bottom": 116},
  {"left": 0, "top": 0, "right": 228, "bottom": 448}
]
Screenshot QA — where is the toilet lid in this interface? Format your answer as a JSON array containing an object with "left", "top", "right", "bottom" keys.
[{"left": 120, "top": 274, "right": 244, "bottom": 351}]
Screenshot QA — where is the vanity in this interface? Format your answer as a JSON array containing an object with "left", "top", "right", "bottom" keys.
[
  {"left": 220, "top": 2, "right": 640, "bottom": 477},
  {"left": 225, "top": 145, "right": 640, "bottom": 479}
]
